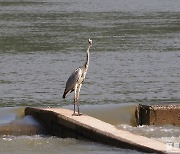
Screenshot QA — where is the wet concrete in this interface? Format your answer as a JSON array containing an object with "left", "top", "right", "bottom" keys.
[
  {"left": 25, "top": 107, "right": 179, "bottom": 153},
  {"left": 136, "top": 104, "right": 180, "bottom": 126}
]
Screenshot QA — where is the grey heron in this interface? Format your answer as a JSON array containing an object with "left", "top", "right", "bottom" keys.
[{"left": 63, "top": 39, "right": 92, "bottom": 116}]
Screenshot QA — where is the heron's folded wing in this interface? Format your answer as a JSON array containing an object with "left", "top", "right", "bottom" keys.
[{"left": 63, "top": 68, "right": 82, "bottom": 98}]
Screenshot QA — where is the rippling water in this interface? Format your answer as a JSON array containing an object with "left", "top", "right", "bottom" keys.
[{"left": 0, "top": 0, "right": 180, "bottom": 153}]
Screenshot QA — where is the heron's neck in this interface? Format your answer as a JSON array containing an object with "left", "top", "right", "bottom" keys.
[{"left": 84, "top": 45, "right": 90, "bottom": 69}]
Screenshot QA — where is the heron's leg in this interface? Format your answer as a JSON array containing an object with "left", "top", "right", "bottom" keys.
[
  {"left": 72, "top": 84, "right": 78, "bottom": 116},
  {"left": 76, "top": 84, "right": 82, "bottom": 115}
]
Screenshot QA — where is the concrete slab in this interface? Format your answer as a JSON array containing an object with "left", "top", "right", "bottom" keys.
[
  {"left": 25, "top": 107, "right": 180, "bottom": 153},
  {"left": 136, "top": 104, "right": 180, "bottom": 126}
]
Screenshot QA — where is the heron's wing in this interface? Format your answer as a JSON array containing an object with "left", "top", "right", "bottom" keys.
[{"left": 63, "top": 68, "right": 82, "bottom": 98}]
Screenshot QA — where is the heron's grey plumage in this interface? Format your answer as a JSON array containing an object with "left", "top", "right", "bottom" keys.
[
  {"left": 62, "top": 39, "right": 92, "bottom": 115},
  {"left": 63, "top": 68, "right": 82, "bottom": 98}
]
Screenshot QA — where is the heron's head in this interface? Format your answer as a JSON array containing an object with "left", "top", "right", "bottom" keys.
[{"left": 88, "top": 38, "right": 92, "bottom": 46}]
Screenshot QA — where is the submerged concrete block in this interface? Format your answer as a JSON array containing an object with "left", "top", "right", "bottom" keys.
[{"left": 136, "top": 104, "right": 180, "bottom": 126}]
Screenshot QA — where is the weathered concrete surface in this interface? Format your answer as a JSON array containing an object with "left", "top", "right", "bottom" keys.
[
  {"left": 24, "top": 107, "right": 179, "bottom": 153},
  {"left": 136, "top": 104, "right": 180, "bottom": 126}
]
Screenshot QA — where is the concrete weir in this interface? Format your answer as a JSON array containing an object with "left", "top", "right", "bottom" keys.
[
  {"left": 25, "top": 107, "right": 176, "bottom": 153},
  {"left": 136, "top": 104, "right": 180, "bottom": 126}
]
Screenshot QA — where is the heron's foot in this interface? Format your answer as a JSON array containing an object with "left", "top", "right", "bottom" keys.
[
  {"left": 72, "top": 112, "right": 78, "bottom": 116},
  {"left": 72, "top": 112, "right": 76, "bottom": 116},
  {"left": 77, "top": 113, "right": 83, "bottom": 116},
  {"left": 72, "top": 112, "right": 82, "bottom": 116}
]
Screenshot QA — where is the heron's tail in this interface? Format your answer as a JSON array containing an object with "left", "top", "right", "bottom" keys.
[
  {"left": 62, "top": 93, "right": 66, "bottom": 99},
  {"left": 62, "top": 89, "right": 68, "bottom": 98},
  {"left": 62, "top": 89, "right": 73, "bottom": 99}
]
